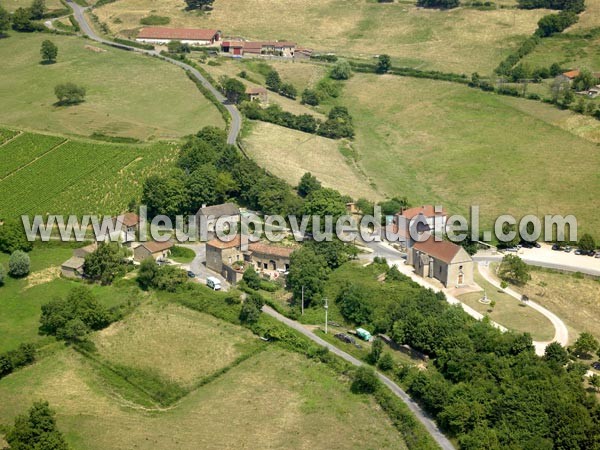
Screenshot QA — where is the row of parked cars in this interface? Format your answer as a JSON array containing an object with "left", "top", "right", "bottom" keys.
[{"left": 552, "top": 244, "right": 600, "bottom": 257}]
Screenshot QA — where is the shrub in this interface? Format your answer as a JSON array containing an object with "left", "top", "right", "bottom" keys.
[
  {"left": 280, "top": 82, "right": 297, "bottom": 99},
  {"left": 8, "top": 250, "right": 30, "bottom": 278},
  {"left": 0, "top": 220, "right": 33, "bottom": 254},
  {"left": 301, "top": 88, "right": 320, "bottom": 106},
  {"left": 140, "top": 15, "right": 170, "bottom": 25},
  {"left": 330, "top": 59, "right": 352, "bottom": 80},
  {"left": 243, "top": 266, "right": 262, "bottom": 290},
  {"left": 0, "top": 264, "right": 5, "bottom": 286},
  {"left": 351, "top": 366, "right": 380, "bottom": 394},
  {"left": 378, "top": 353, "right": 395, "bottom": 371}
]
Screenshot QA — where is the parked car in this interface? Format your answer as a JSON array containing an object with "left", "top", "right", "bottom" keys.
[
  {"left": 334, "top": 333, "right": 355, "bottom": 344},
  {"left": 564, "top": 246, "right": 572, "bottom": 253},
  {"left": 588, "top": 251, "right": 596, "bottom": 257},
  {"left": 534, "top": 242, "right": 541, "bottom": 248},
  {"left": 575, "top": 249, "right": 582, "bottom": 255},
  {"left": 206, "top": 276, "right": 222, "bottom": 290},
  {"left": 505, "top": 247, "right": 518, "bottom": 252},
  {"left": 592, "top": 362, "right": 600, "bottom": 370},
  {"left": 187, "top": 270, "right": 195, "bottom": 278},
  {"left": 595, "top": 252, "right": 600, "bottom": 259},
  {"left": 552, "top": 244, "right": 561, "bottom": 251}
]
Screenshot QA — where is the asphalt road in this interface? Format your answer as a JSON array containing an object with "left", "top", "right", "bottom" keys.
[
  {"left": 66, "top": 0, "right": 242, "bottom": 144},
  {"left": 262, "top": 305, "right": 454, "bottom": 450}
]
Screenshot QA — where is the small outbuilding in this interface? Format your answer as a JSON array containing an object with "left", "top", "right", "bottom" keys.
[
  {"left": 246, "top": 86, "right": 268, "bottom": 103},
  {"left": 61, "top": 256, "right": 85, "bottom": 279}
]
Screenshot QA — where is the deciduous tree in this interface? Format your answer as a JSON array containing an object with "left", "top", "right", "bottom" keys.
[
  {"left": 54, "top": 82, "right": 86, "bottom": 105},
  {"left": 8, "top": 250, "right": 30, "bottom": 278},
  {"left": 41, "top": 39, "right": 58, "bottom": 63}
]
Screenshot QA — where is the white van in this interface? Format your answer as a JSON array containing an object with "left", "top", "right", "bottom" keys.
[{"left": 206, "top": 276, "right": 222, "bottom": 291}]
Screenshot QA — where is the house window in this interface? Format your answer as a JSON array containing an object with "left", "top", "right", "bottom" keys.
[
  {"left": 459, "top": 265, "right": 463, "bottom": 270},
  {"left": 439, "top": 266, "right": 442, "bottom": 274}
]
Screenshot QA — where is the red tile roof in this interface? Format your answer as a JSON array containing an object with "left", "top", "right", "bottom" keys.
[
  {"left": 398, "top": 205, "right": 447, "bottom": 220},
  {"left": 562, "top": 70, "right": 580, "bottom": 79},
  {"left": 413, "top": 239, "right": 467, "bottom": 264},
  {"left": 115, "top": 212, "right": 139, "bottom": 228},
  {"left": 138, "top": 27, "right": 219, "bottom": 41}
]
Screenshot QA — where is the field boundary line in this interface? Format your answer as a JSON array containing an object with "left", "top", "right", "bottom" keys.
[
  {"left": 0, "top": 138, "right": 69, "bottom": 182},
  {"left": 0, "top": 130, "right": 24, "bottom": 148}
]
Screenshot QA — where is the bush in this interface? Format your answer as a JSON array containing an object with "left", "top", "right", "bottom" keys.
[
  {"left": 301, "top": 88, "right": 320, "bottom": 106},
  {"left": 351, "top": 366, "right": 380, "bottom": 394},
  {"left": 280, "top": 82, "right": 297, "bottom": 99},
  {"left": 8, "top": 250, "right": 30, "bottom": 278},
  {"left": 378, "top": 353, "right": 395, "bottom": 371},
  {"left": 0, "top": 220, "right": 33, "bottom": 254},
  {"left": 0, "top": 343, "right": 35, "bottom": 380},
  {"left": 330, "top": 59, "right": 352, "bottom": 80},
  {"left": 0, "top": 264, "right": 4, "bottom": 285},
  {"left": 243, "top": 265, "right": 262, "bottom": 290},
  {"left": 536, "top": 11, "right": 578, "bottom": 37},
  {"left": 140, "top": 14, "right": 170, "bottom": 25}
]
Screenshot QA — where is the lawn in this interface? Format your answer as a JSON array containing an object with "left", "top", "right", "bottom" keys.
[
  {"left": 0, "top": 343, "right": 407, "bottom": 449},
  {"left": 0, "top": 129, "right": 179, "bottom": 217},
  {"left": 94, "top": 0, "right": 547, "bottom": 74},
  {"left": 0, "top": 245, "right": 144, "bottom": 353},
  {"left": 457, "top": 266, "right": 555, "bottom": 341},
  {"left": 0, "top": 32, "right": 224, "bottom": 140}
]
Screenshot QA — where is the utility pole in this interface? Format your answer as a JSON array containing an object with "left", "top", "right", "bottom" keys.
[
  {"left": 324, "top": 297, "right": 329, "bottom": 334},
  {"left": 301, "top": 286, "right": 304, "bottom": 316}
]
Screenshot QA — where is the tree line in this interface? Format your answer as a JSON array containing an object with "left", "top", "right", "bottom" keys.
[{"left": 327, "top": 261, "right": 600, "bottom": 448}]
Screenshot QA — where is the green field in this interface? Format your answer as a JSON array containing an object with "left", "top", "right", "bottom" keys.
[
  {"left": 0, "top": 245, "right": 143, "bottom": 353},
  {"left": 0, "top": 32, "right": 224, "bottom": 140},
  {"left": 95, "top": 0, "right": 546, "bottom": 74},
  {"left": 0, "top": 294, "right": 408, "bottom": 449},
  {"left": 0, "top": 129, "right": 179, "bottom": 217}
]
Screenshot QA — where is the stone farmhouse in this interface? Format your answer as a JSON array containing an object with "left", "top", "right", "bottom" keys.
[
  {"left": 133, "top": 241, "right": 173, "bottom": 262},
  {"left": 206, "top": 235, "right": 295, "bottom": 283},
  {"left": 408, "top": 238, "right": 473, "bottom": 287},
  {"left": 246, "top": 86, "right": 268, "bottom": 103},
  {"left": 196, "top": 202, "right": 240, "bottom": 237},
  {"left": 136, "top": 28, "right": 221, "bottom": 46}
]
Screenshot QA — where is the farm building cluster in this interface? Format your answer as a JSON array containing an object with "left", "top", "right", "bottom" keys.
[
  {"left": 135, "top": 26, "right": 312, "bottom": 59},
  {"left": 558, "top": 69, "right": 600, "bottom": 98}
]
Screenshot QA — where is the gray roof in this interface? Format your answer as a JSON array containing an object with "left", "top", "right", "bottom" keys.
[
  {"left": 196, "top": 202, "right": 240, "bottom": 217},
  {"left": 61, "top": 256, "right": 85, "bottom": 270}
]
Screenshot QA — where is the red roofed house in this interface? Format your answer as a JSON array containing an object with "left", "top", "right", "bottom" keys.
[
  {"left": 409, "top": 238, "right": 473, "bottom": 287},
  {"left": 558, "top": 69, "right": 581, "bottom": 84},
  {"left": 247, "top": 242, "right": 294, "bottom": 272},
  {"left": 136, "top": 28, "right": 221, "bottom": 46},
  {"left": 221, "top": 40, "right": 296, "bottom": 58},
  {"left": 385, "top": 205, "right": 448, "bottom": 249}
]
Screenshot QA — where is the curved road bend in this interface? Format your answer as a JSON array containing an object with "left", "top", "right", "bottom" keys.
[
  {"left": 262, "top": 306, "right": 455, "bottom": 450},
  {"left": 66, "top": 0, "right": 242, "bottom": 145}
]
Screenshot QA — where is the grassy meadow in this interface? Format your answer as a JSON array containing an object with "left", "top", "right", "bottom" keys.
[
  {"left": 2, "top": 0, "right": 64, "bottom": 12},
  {"left": 94, "top": 0, "right": 547, "bottom": 74},
  {"left": 0, "top": 296, "right": 408, "bottom": 449},
  {"left": 0, "top": 32, "right": 224, "bottom": 140},
  {"left": 509, "top": 268, "right": 600, "bottom": 344},
  {"left": 243, "top": 122, "right": 379, "bottom": 200}
]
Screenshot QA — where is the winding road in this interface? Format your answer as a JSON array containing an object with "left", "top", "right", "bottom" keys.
[
  {"left": 66, "top": 0, "right": 242, "bottom": 145},
  {"left": 262, "top": 305, "right": 455, "bottom": 450}
]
